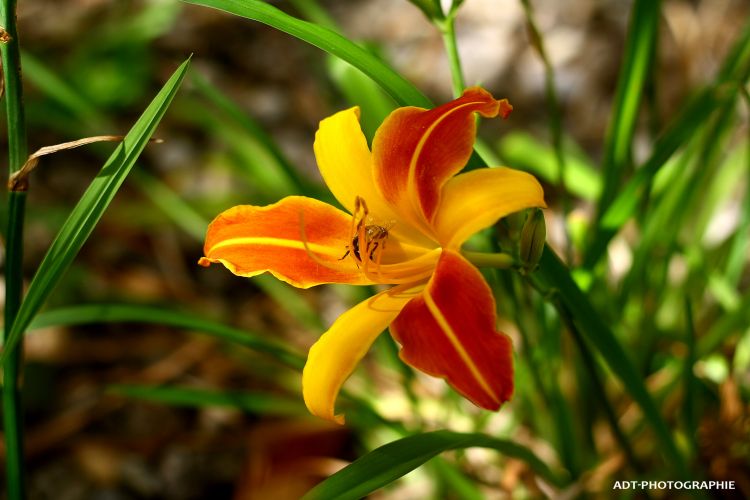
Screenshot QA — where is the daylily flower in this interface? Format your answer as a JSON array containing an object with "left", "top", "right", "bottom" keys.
[{"left": 199, "top": 87, "right": 546, "bottom": 423}]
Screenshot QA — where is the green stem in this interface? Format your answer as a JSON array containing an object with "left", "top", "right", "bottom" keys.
[
  {"left": 437, "top": 14, "right": 465, "bottom": 97},
  {"left": 530, "top": 246, "right": 688, "bottom": 476},
  {"left": 3, "top": 193, "right": 26, "bottom": 500},
  {"left": 1, "top": 0, "right": 28, "bottom": 497},
  {"left": 462, "top": 251, "right": 515, "bottom": 269},
  {"left": 556, "top": 295, "right": 644, "bottom": 474},
  {"left": 520, "top": 0, "right": 572, "bottom": 262}
]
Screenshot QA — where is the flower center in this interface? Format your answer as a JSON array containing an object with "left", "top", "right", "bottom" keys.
[{"left": 298, "top": 196, "right": 439, "bottom": 286}]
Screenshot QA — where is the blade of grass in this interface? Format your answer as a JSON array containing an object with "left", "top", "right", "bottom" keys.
[
  {"left": 327, "top": 56, "right": 396, "bottom": 140},
  {"left": 1, "top": 58, "right": 191, "bottom": 366},
  {"left": 594, "top": 0, "right": 660, "bottom": 220},
  {"left": 285, "top": 0, "right": 398, "bottom": 141},
  {"left": 190, "top": 70, "right": 313, "bottom": 195},
  {"left": 182, "top": 0, "right": 431, "bottom": 108},
  {"left": 303, "top": 431, "right": 568, "bottom": 500},
  {"left": 530, "top": 247, "right": 688, "bottom": 475},
  {"left": 430, "top": 458, "right": 484, "bottom": 500},
  {"left": 619, "top": 100, "right": 738, "bottom": 304},
  {"left": 497, "top": 132, "right": 600, "bottom": 200},
  {"left": 23, "top": 303, "right": 304, "bottom": 369},
  {"left": 108, "top": 384, "right": 304, "bottom": 416},
  {"left": 682, "top": 298, "right": 698, "bottom": 458},
  {"left": 2, "top": 0, "right": 29, "bottom": 495},
  {"left": 131, "top": 169, "right": 208, "bottom": 241},
  {"left": 20, "top": 54, "right": 324, "bottom": 331},
  {"left": 585, "top": 18, "right": 750, "bottom": 267},
  {"left": 287, "top": 0, "right": 337, "bottom": 30},
  {"left": 21, "top": 50, "right": 108, "bottom": 129},
  {"left": 520, "top": 0, "right": 573, "bottom": 261},
  {"left": 725, "top": 87, "right": 750, "bottom": 285},
  {"left": 697, "top": 289, "right": 750, "bottom": 357},
  {"left": 2, "top": 193, "right": 26, "bottom": 500}
]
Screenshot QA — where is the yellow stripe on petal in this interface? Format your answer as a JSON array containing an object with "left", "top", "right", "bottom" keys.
[
  {"left": 373, "top": 88, "right": 511, "bottom": 227},
  {"left": 210, "top": 237, "right": 340, "bottom": 258},
  {"left": 389, "top": 251, "right": 514, "bottom": 410},
  {"left": 200, "top": 196, "right": 368, "bottom": 288},
  {"left": 434, "top": 167, "right": 546, "bottom": 249},
  {"left": 421, "top": 290, "right": 499, "bottom": 405},
  {"left": 302, "top": 285, "right": 422, "bottom": 423}
]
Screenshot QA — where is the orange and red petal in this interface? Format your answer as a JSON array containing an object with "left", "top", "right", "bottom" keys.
[
  {"left": 389, "top": 250, "right": 514, "bottom": 410},
  {"left": 314, "top": 107, "right": 436, "bottom": 249},
  {"left": 372, "top": 87, "right": 512, "bottom": 230},
  {"left": 434, "top": 167, "right": 546, "bottom": 249},
  {"left": 303, "top": 285, "right": 422, "bottom": 423},
  {"left": 199, "top": 196, "right": 368, "bottom": 288}
]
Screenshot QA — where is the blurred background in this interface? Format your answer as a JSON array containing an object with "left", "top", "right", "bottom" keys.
[{"left": 1, "top": 0, "right": 749, "bottom": 498}]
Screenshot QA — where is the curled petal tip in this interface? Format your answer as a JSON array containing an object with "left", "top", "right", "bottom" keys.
[
  {"left": 499, "top": 98, "right": 513, "bottom": 119},
  {"left": 198, "top": 257, "right": 212, "bottom": 267}
]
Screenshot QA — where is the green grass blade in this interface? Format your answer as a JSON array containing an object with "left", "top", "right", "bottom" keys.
[
  {"left": 682, "top": 298, "right": 698, "bottom": 457},
  {"left": 498, "top": 131, "right": 600, "bottom": 200},
  {"left": 0, "top": 58, "right": 191, "bottom": 365},
  {"left": 327, "top": 56, "right": 396, "bottom": 140},
  {"left": 531, "top": 247, "right": 687, "bottom": 475},
  {"left": 108, "top": 384, "right": 304, "bottom": 415},
  {"left": 181, "top": 0, "right": 431, "bottom": 108},
  {"left": 190, "top": 70, "right": 313, "bottom": 194},
  {"left": 595, "top": 0, "right": 660, "bottom": 216},
  {"left": 303, "top": 431, "right": 567, "bottom": 500},
  {"left": 585, "top": 18, "right": 750, "bottom": 267},
  {"left": 22, "top": 50, "right": 109, "bottom": 129},
  {"left": 130, "top": 169, "right": 208, "bottom": 241},
  {"left": 3, "top": 0, "right": 32, "bottom": 494},
  {"left": 25, "top": 303, "right": 304, "bottom": 369},
  {"left": 287, "top": 0, "right": 338, "bottom": 30},
  {"left": 697, "top": 290, "right": 750, "bottom": 357}
]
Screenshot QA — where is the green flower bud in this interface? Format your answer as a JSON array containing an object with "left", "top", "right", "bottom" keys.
[{"left": 519, "top": 208, "right": 546, "bottom": 272}]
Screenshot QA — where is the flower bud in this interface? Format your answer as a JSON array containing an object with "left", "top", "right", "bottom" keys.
[{"left": 519, "top": 209, "right": 546, "bottom": 272}]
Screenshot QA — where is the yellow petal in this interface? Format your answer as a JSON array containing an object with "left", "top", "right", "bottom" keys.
[
  {"left": 302, "top": 285, "right": 421, "bottom": 423},
  {"left": 314, "top": 107, "right": 434, "bottom": 248},
  {"left": 314, "top": 107, "right": 395, "bottom": 218},
  {"left": 434, "top": 168, "right": 546, "bottom": 249}
]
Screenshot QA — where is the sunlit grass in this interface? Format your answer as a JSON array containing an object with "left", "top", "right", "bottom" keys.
[{"left": 1, "top": 0, "right": 749, "bottom": 498}]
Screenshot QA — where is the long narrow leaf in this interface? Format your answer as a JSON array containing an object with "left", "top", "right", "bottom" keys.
[
  {"left": 25, "top": 303, "right": 304, "bottom": 369},
  {"left": 303, "top": 431, "right": 567, "bottom": 500},
  {"left": 181, "top": 0, "right": 431, "bottom": 108},
  {"left": 1, "top": 59, "right": 191, "bottom": 365},
  {"left": 585, "top": 18, "right": 750, "bottom": 267},
  {"left": 595, "top": 0, "right": 660, "bottom": 216},
  {"left": 532, "top": 248, "right": 687, "bottom": 474}
]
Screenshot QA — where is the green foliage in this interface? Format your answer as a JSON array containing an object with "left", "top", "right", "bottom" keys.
[
  {"left": 182, "top": 0, "right": 432, "bottom": 107},
  {"left": 1, "top": 58, "right": 191, "bottom": 363},
  {"left": 303, "top": 431, "right": 567, "bottom": 499},
  {"left": 3, "top": 0, "right": 750, "bottom": 497}
]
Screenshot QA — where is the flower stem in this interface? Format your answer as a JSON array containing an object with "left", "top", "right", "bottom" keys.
[
  {"left": 519, "top": 0, "right": 573, "bottom": 262},
  {"left": 462, "top": 251, "right": 515, "bottom": 269},
  {"left": 437, "top": 14, "right": 465, "bottom": 97},
  {"left": 1, "top": 0, "right": 28, "bottom": 497}
]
